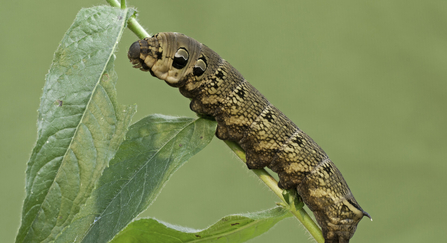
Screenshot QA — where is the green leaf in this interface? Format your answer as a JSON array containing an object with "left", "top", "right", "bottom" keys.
[
  {"left": 16, "top": 6, "right": 136, "bottom": 243},
  {"left": 59, "top": 114, "right": 216, "bottom": 243},
  {"left": 110, "top": 207, "right": 292, "bottom": 243}
]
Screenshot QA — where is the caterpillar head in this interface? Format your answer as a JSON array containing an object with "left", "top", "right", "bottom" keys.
[{"left": 128, "top": 32, "right": 207, "bottom": 87}]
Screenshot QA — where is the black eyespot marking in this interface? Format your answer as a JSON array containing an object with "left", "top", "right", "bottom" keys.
[
  {"left": 173, "top": 47, "right": 189, "bottom": 69},
  {"left": 193, "top": 57, "right": 207, "bottom": 76}
]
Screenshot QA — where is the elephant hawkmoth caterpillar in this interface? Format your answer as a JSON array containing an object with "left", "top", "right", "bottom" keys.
[{"left": 128, "top": 32, "right": 370, "bottom": 242}]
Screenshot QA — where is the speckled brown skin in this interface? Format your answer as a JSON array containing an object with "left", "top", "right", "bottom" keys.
[{"left": 128, "top": 32, "right": 370, "bottom": 242}]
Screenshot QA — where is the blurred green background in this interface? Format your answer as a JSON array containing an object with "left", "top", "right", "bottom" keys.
[{"left": 1, "top": 0, "right": 446, "bottom": 242}]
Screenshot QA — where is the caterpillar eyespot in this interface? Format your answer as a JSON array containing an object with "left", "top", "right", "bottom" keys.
[
  {"left": 128, "top": 32, "right": 370, "bottom": 242},
  {"left": 173, "top": 47, "right": 189, "bottom": 69},
  {"left": 193, "top": 57, "right": 207, "bottom": 76}
]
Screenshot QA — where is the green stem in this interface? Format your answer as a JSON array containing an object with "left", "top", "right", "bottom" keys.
[
  {"left": 105, "top": 0, "right": 120, "bottom": 8},
  {"left": 127, "top": 17, "right": 150, "bottom": 39},
  {"left": 105, "top": 0, "right": 150, "bottom": 38},
  {"left": 105, "top": 0, "right": 323, "bottom": 242}
]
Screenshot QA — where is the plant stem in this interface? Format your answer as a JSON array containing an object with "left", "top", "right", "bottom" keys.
[
  {"left": 105, "top": 0, "right": 151, "bottom": 38},
  {"left": 127, "top": 18, "right": 150, "bottom": 39},
  {"left": 105, "top": 1, "right": 323, "bottom": 242},
  {"left": 106, "top": 0, "right": 120, "bottom": 8}
]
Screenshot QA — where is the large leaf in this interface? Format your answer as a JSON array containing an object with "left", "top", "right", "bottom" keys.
[
  {"left": 58, "top": 114, "right": 216, "bottom": 243},
  {"left": 16, "top": 6, "right": 136, "bottom": 243},
  {"left": 110, "top": 206, "right": 292, "bottom": 243}
]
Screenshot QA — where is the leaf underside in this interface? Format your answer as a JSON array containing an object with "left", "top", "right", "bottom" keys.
[{"left": 111, "top": 207, "right": 292, "bottom": 243}]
